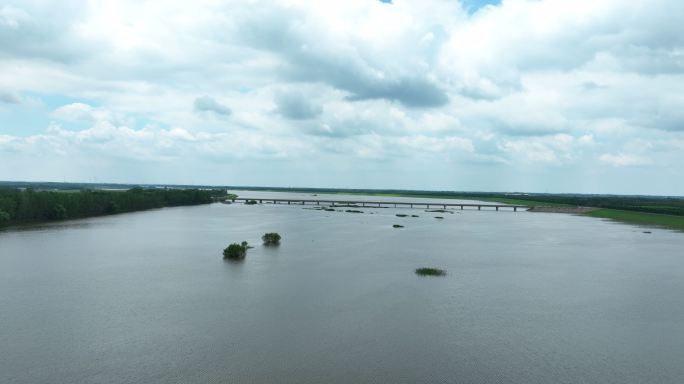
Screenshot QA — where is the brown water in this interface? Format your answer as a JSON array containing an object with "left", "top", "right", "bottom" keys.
[{"left": 1, "top": 192, "right": 683, "bottom": 383}]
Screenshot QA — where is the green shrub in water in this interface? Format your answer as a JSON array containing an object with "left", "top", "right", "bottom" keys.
[
  {"left": 415, "top": 268, "right": 447, "bottom": 276},
  {"left": 223, "top": 241, "right": 249, "bottom": 260},
  {"left": 262, "top": 232, "right": 282, "bottom": 246}
]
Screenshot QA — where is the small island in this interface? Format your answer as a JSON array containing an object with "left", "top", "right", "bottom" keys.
[
  {"left": 262, "top": 232, "right": 282, "bottom": 246},
  {"left": 415, "top": 268, "right": 447, "bottom": 276},
  {"left": 393, "top": 224, "right": 404, "bottom": 228},
  {"left": 223, "top": 241, "right": 250, "bottom": 260}
]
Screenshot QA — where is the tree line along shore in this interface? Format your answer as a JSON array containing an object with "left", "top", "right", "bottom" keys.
[{"left": 0, "top": 187, "right": 221, "bottom": 227}]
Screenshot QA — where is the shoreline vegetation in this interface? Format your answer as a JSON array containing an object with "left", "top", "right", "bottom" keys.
[
  {"left": 585, "top": 209, "right": 684, "bottom": 231},
  {"left": 0, "top": 187, "right": 222, "bottom": 228}
]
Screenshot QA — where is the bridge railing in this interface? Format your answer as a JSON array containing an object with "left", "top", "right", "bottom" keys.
[{"left": 224, "top": 197, "right": 529, "bottom": 211}]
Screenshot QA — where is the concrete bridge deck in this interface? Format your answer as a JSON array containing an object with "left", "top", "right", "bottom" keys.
[{"left": 223, "top": 197, "right": 529, "bottom": 211}]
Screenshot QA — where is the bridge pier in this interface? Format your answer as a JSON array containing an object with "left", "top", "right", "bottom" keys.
[
  {"left": 478, "top": 206, "right": 481, "bottom": 210},
  {"left": 496, "top": 206, "right": 499, "bottom": 211}
]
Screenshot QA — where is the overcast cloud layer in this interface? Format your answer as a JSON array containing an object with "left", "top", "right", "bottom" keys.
[{"left": 1, "top": 0, "right": 683, "bottom": 194}]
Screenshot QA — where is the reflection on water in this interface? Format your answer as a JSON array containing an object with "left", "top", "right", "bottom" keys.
[
  {"left": 1, "top": 191, "right": 683, "bottom": 384},
  {"left": 3, "top": 220, "right": 100, "bottom": 233}
]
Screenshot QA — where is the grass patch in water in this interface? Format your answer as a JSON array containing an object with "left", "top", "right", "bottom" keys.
[{"left": 415, "top": 268, "right": 447, "bottom": 276}]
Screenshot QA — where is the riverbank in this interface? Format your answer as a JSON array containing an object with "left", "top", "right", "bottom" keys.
[
  {"left": 0, "top": 187, "right": 223, "bottom": 228},
  {"left": 585, "top": 209, "right": 684, "bottom": 231},
  {"left": 528, "top": 206, "right": 597, "bottom": 214}
]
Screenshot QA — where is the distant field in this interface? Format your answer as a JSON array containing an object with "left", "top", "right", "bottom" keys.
[{"left": 586, "top": 209, "right": 684, "bottom": 231}]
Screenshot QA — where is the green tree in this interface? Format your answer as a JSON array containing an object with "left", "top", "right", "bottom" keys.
[
  {"left": 262, "top": 232, "right": 281, "bottom": 245},
  {"left": 223, "top": 241, "right": 249, "bottom": 260},
  {"left": 0, "top": 209, "right": 10, "bottom": 226},
  {"left": 49, "top": 204, "right": 67, "bottom": 220},
  {"left": 105, "top": 200, "right": 121, "bottom": 214}
]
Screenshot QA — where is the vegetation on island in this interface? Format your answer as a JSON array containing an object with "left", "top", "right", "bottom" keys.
[
  {"left": 393, "top": 224, "right": 404, "bottom": 228},
  {"left": 223, "top": 241, "right": 250, "bottom": 260},
  {"left": 0, "top": 187, "right": 220, "bottom": 227},
  {"left": 245, "top": 200, "right": 258, "bottom": 205},
  {"left": 415, "top": 268, "right": 447, "bottom": 276},
  {"left": 262, "top": 232, "right": 281, "bottom": 245}
]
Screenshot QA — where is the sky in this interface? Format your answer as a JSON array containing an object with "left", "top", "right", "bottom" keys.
[{"left": 0, "top": 0, "right": 683, "bottom": 195}]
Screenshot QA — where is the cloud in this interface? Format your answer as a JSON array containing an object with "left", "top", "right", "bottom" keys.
[
  {"left": 193, "top": 96, "right": 232, "bottom": 116},
  {"left": 274, "top": 89, "right": 322, "bottom": 120},
  {"left": 599, "top": 153, "right": 651, "bottom": 167},
  {"left": 233, "top": 2, "right": 451, "bottom": 108},
  {"left": 0, "top": 91, "right": 20, "bottom": 104},
  {"left": 51, "top": 103, "right": 99, "bottom": 122},
  {"left": 0, "top": 2, "right": 96, "bottom": 63},
  {"left": 496, "top": 134, "right": 593, "bottom": 164},
  {"left": 0, "top": 0, "right": 683, "bottom": 193}
]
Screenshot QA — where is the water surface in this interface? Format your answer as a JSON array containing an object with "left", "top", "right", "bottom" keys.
[{"left": 1, "top": 192, "right": 683, "bottom": 383}]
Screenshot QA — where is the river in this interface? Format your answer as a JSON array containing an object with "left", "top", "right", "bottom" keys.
[{"left": 1, "top": 191, "right": 683, "bottom": 383}]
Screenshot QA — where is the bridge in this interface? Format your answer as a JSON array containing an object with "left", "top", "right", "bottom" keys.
[{"left": 223, "top": 197, "right": 530, "bottom": 212}]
